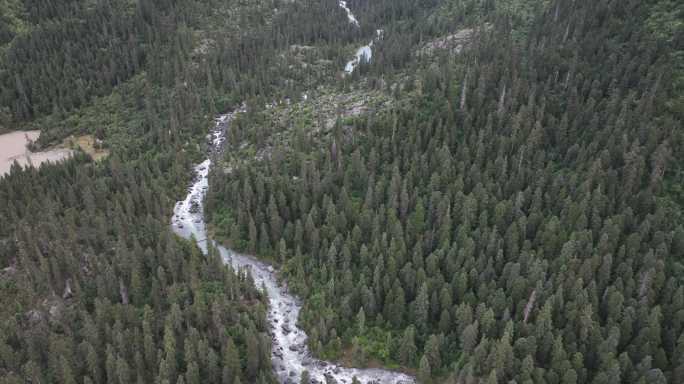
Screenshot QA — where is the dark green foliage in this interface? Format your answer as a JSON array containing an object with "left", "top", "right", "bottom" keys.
[
  {"left": 0, "top": 0, "right": 682, "bottom": 383},
  {"left": 0, "top": 0, "right": 315, "bottom": 382},
  {"left": 207, "top": 0, "right": 684, "bottom": 382},
  {"left": 0, "top": 153, "right": 274, "bottom": 383}
]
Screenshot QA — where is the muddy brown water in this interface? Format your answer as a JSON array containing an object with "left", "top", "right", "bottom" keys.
[{"left": 0, "top": 130, "right": 73, "bottom": 177}]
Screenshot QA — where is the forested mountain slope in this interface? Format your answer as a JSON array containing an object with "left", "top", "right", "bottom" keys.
[
  {"left": 207, "top": 0, "right": 684, "bottom": 382},
  {"left": 0, "top": 0, "right": 364, "bottom": 383},
  {"left": 0, "top": 1, "right": 282, "bottom": 382},
  {"left": 0, "top": 155, "right": 274, "bottom": 384},
  {"left": 0, "top": 0, "right": 682, "bottom": 383}
]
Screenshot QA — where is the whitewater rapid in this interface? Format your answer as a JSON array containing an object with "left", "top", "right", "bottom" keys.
[
  {"left": 344, "top": 30, "right": 384, "bottom": 74},
  {"left": 339, "top": 1, "right": 359, "bottom": 26},
  {"left": 172, "top": 113, "right": 414, "bottom": 384}
]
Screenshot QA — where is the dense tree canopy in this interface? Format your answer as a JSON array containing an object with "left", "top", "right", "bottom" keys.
[
  {"left": 207, "top": 0, "right": 684, "bottom": 382},
  {"left": 0, "top": 154, "right": 274, "bottom": 384},
  {"left": 1, "top": 0, "right": 682, "bottom": 383}
]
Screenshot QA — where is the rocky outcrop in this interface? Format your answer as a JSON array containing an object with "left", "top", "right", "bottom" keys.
[{"left": 417, "top": 24, "right": 492, "bottom": 56}]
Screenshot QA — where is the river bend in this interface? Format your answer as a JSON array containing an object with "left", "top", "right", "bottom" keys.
[{"left": 172, "top": 114, "right": 415, "bottom": 384}]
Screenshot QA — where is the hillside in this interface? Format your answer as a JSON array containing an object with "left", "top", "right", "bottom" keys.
[
  {"left": 1, "top": 0, "right": 683, "bottom": 383},
  {"left": 207, "top": 0, "right": 684, "bottom": 383}
]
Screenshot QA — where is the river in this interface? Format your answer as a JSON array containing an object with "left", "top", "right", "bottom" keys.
[
  {"left": 171, "top": 3, "right": 415, "bottom": 383},
  {"left": 172, "top": 113, "right": 414, "bottom": 384}
]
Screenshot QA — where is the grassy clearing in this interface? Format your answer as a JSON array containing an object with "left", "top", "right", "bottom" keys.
[{"left": 62, "top": 134, "right": 110, "bottom": 161}]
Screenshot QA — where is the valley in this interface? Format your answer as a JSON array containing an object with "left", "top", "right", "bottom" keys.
[{"left": 0, "top": 0, "right": 682, "bottom": 384}]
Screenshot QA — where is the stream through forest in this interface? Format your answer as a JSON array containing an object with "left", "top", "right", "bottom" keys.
[
  {"left": 172, "top": 112, "right": 414, "bottom": 384},
  {"left": 171, "top": 3, "right": 415, "bottom": 383}
]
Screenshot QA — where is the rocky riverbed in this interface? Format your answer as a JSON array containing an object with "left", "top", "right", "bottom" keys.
[{"left": 171, "top": 113, "right": 414, "bottom": 384}]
